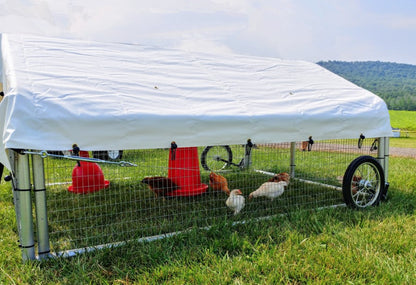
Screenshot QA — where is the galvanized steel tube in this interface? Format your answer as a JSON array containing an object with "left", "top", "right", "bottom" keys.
[
  {"left": 13, "top": 151, "right": 35, "bottom": 261},
  {"left": 32, "top": 153, "right": 50, "bottom": 259},
  {"left": 290, "top": 142, "right": 296, "bottom": 177}
]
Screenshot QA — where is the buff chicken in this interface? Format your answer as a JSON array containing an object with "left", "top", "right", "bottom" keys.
[
  {"left": 141, "top": 176, "right": 179, "bottom": 198},
  {"left": 209, "top": 172, "right": 230, "bottom": 195},
  {"left": 249, "top": 181, "right": 288, "bottom": 200},
  {"left": 226, "top": 189, "right": 245, "bottom": 215}
]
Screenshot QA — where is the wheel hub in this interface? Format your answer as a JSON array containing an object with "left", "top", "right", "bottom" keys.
[{"left": 358, "top": 179, "right": 372, "bottom": 189}]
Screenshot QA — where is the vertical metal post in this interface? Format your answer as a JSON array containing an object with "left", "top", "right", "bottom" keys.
[
  {"left": 384, "top": 137, "right": 390, "bottom": 182},
  {"left": 32, "top": 153, "right": 50, "bottom": 259},
  {"left": 377, "top": 137, "right": 389, "bottom": 181},
  {"left": 377, "top": 137, "right": 384, "bottom": 169},
  {"left": 243, "top": 139, "right": 253, "bottom": 169},
  {"left": 377, "top": 137, "right": 390, "bottom": 200},
  {"left": 377, "top": 138, "right": 384, "bottom": 170},
  {"left": 290, "top": 142, "right": 296, "bottom": 177},
  {"left": 12, "top": 151, "right": 35, "bottom": 261}
]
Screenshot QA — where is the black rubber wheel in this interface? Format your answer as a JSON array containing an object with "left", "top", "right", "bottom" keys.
[
  {"left": 200, "top": 145, "right": 233, "bottom": 171},
  {"left": 342, "top": 155, "right": 385, "bottom": 209},
  {"left": 92, "top": 150, "right": 123, "bottom": 161}
]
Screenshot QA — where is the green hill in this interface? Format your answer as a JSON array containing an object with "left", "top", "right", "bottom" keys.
[{"left": 317, "top": 61, "right": 416, "bottom": 111}]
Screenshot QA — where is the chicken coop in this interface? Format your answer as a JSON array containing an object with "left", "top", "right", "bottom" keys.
[{"left": 0, "top": 34, "right": 392, "bottom": 261}]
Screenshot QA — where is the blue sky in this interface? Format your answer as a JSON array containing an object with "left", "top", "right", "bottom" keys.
[{"left": 1, "top": 0, "right": 416, "bottom": 65}]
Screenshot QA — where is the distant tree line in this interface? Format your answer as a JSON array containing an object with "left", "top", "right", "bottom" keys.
[{"left": 317, "top": 61, "right": 416, "bottom": 111}]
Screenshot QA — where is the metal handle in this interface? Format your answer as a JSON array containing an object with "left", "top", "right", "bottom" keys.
[{"left": 23, "top": 150, "right": 137, "bottom": 167}]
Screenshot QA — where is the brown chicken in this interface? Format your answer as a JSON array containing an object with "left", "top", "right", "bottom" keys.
[
  {"left": 301, "top": 141, "right": 309, "bottom": 151},
  {"left": 301, "top": 136, "right": 314, "bottom": 151},
  {"left": 268, "top": 172, "right": 290, "bottom": 184},
  {"left": 141, "top": 176, "right": 179, "bottom": 198},
  {"left": 209, "top": 172, "right": 230, "bottom": 195},
  {"left": 351, "top": 175, "right": 362, "bottom": 194},
  {"left": 337, "top": 175, "right": 362, "bottom": 194}
]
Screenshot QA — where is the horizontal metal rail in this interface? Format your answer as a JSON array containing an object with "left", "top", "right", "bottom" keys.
[
  {"left": 23, "top": 150, "right": 137, "bottom": 167},
  {"left": 49, "top": 202, "right": 346, "bottom": 260},
  {"left": 254, "top": 169, "right": 342, "bottom": 191}
]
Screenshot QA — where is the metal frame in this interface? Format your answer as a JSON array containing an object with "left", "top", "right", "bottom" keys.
[
  {"left": 11, "top": 150, "right": 35, "bottom": 261},
  {"left": 9, "top": 137, "right": 391, "bottom": 261},
  {"left": 377, "top": 137, "right": 390, "bottom": 180},
  {"left": 290, "top": 142, "right": 296, "bottom": 178},
  {"left": 288, "top": 137, "right": 390, "bottom": 193},
  {"left": 32, "top": 152, "right": 51, "bottom": 259}
]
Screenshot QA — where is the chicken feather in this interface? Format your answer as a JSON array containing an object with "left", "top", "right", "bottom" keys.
[
  {"left": 141, "top": 176, "right": 179, "bottom": 198},
  {"left": 268, "top": 172, "right": 290, "bottom": 184},
  {"left": 226, "top": 189, "right": 245, "bottom": 215},
  {"left": 209, "top": 172, "right": 230, "bottom": 195},
  {"left": 249, "top": 181, "right": 287, "bottom": 200}
]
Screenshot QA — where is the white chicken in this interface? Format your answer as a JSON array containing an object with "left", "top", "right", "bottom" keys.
[
  {"left": 249, "top": 181, "right": 287, "bottom": 200},
  {"left": 226, "top": 189, "right": 245, "bottom": 215}
]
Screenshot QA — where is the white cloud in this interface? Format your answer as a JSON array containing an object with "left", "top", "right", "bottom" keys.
[
  {"left": 175, "top": 38, "right": 233, "bottom": 54},
  {"left": 1, "top": 0, "right": 416, "bottom": 64}
]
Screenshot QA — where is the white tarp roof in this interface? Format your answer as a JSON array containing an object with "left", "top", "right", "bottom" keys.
[{"left": 0, "top": 33, "right": 392, "bottom": 168}]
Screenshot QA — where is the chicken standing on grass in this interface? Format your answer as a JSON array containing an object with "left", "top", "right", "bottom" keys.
[
  {"left": 141, "top": 176, "right": 179, "bottom": 198},
  {"left": 226, "top": 189, "right": 245, "bottom": 215},
  {"left": 268, "top": 172, "right": 290, "bottom": 184},
  {"left": 337, "top": 175, "right": 362, "bottom": 194},
  {"left": 209, "top": 172, "right": 230, "bottom": 195},
  {"left": 249, "top": 181, "right": 288, "bottom": 200}
]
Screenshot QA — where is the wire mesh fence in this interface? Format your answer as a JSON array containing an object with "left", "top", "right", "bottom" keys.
[{"left": 35, "top": 138, "right": 379, "bottom": 255}]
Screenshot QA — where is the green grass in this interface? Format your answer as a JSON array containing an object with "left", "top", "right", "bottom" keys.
[
  {"left": 389, "top": 131, "right": 416, "bottom": 148},
  {"left": 1, "top": 153, "right": 416, "bottom": 284},
  {"left": 389, "top": 110, "right": 416, "bottom": 148},
  {"left": 389, "top": 110, "right": 416, "bottom": 131},
  {"left": 0, "top": 122, "right": 415, "bottom": 283},
  {"left": 1, "top": 154, "right": 415, "bottom": 283}
]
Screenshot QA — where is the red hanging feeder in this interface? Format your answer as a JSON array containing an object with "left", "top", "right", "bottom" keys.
[
  {"left": 167, "top": 146, "right": 208, "bottom": 197},
  {"left": 68, "top": 151, "right": 110, "bottom": 194}
]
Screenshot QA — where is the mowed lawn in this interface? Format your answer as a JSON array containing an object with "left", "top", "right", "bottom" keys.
[
  {"left": 389, "top": 110, "right": 416, "bottom": 148},
  {"left": 0, "top": 112, "right": 415, "bottom": 284}
]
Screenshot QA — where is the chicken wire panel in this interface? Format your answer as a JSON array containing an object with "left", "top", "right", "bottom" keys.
[{"left": 41, "top": 139, "right": 379, "bottom": 253}]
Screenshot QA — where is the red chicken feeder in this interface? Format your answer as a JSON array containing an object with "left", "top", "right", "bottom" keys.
[
  {"left": 68, "top": 161, "right": 110, "bottom": 194},
  {"left": 167, "top": 146, "right": 208, "bottom": 197},
  {"left": 79, "top": 150, "right": 90, "bottom": 158}
]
